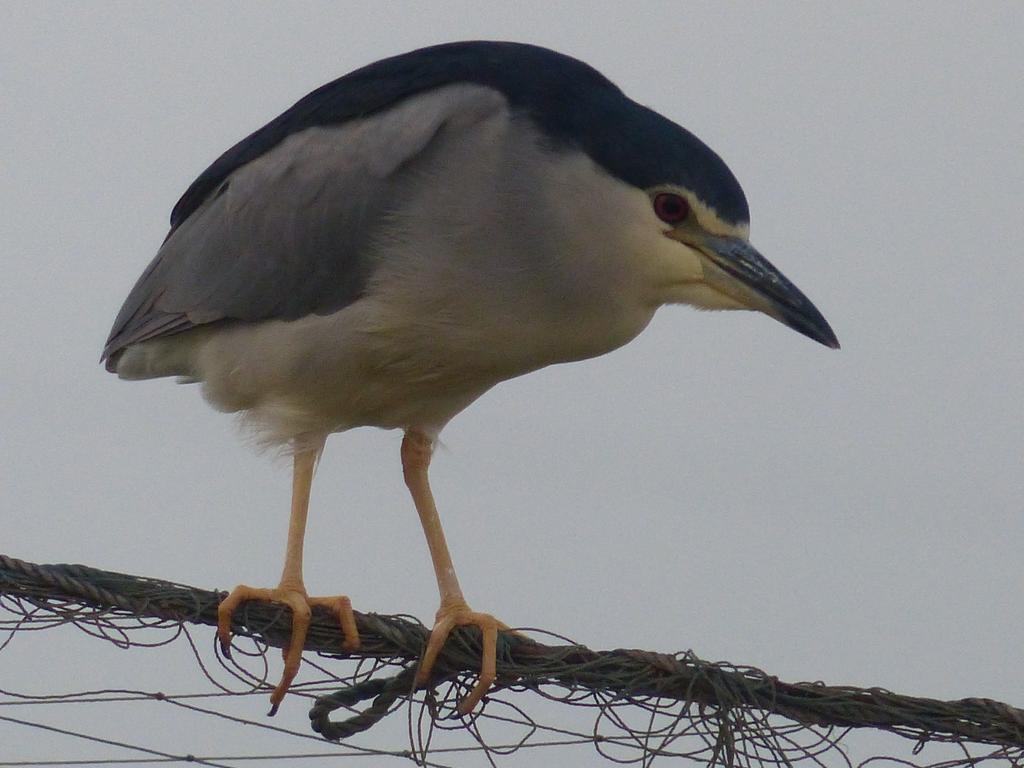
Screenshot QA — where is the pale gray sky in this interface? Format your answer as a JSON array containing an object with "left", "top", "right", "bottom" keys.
[{"left": 2, "top": 2, "right": 1022, "bottom": 765}]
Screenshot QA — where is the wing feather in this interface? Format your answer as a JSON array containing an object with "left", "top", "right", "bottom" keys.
[{"left": 102, "top": 85, "right": 506, "bottom": 368}]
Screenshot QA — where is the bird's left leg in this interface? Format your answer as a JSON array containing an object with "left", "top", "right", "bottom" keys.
[
  {"left": 217, "top": 437, "right": 360, "bottom": 714},
  {"left": 402, "top": 429, "right": 509, "bottom": 714}
]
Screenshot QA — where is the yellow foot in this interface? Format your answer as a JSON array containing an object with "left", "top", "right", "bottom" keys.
[
  {"left": 217, "top": 584, "right": 360, "bottom": 715},
  {"left": 415, "top": 599, "right": 509, "bottom": 715}
]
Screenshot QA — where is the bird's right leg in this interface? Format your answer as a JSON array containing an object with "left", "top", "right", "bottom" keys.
[
  {"left": 402, "top": 430, "right": 509, "bottom": 714},
  {"left": 217, "top": 437, "right": 360, "bottom": 715}
]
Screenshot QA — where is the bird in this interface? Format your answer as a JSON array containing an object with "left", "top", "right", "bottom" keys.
[{"left": 102, "top": 40, "right": 838, "bottom": 716}]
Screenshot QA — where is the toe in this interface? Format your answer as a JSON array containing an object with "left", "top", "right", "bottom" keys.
[
  {"left": 416, "top": 613, "right": 458, "bottom": 685},
  {"left": 218, "top": 584, "right": 274, "bottom": 657},
  {"left": 456, "top": 615, "right": 498, "bottom": 714},
  {"left": 268, "top": 592, "right": 312, "bottom": 715},
  {"left": 308, "top": 595, "right": 361, "bottom": 652}
]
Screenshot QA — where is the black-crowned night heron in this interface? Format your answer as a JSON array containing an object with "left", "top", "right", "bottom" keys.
[{"left": 102, "top": 41, "right": 838, "bottom": 715}]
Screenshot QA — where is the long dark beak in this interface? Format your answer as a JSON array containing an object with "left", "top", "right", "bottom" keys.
[{"left": 700, "top": 235, "right": 840, "bottom": 349}]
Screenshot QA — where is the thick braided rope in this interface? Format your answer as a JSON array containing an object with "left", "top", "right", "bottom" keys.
[{"left": 2, "top": 554, "right": 1022, "bottom": 750}]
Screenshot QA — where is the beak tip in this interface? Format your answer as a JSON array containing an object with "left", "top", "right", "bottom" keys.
[
  {"left": 821, "top": 330, "right": 841, "bottom": 350},
  {"left": 779, "top": 307, "right": 839, "bottom": 351}
]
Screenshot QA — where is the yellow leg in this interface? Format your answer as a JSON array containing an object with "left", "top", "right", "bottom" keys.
[
  {"left": 217, "top": 437, "right": 360, "bottom": 715},
  {"left": 402, "top": 430, "right": 508, "bottom": 714}
]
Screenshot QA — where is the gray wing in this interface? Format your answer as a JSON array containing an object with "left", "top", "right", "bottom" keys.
[{"left": 102, "top": 84, "right": 506, "bottom": 368}]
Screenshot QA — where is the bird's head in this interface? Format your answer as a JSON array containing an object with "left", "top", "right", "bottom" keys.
[
  {"left": 538, "top": 68, "right": 840, "bottom": 350},
  {"left": 636, "top": 182, "right": 839, "bottom": 349}
]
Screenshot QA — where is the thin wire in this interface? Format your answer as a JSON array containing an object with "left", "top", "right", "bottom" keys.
[{"left": 0, "top": 714, "right": 233, "bottom": 768}]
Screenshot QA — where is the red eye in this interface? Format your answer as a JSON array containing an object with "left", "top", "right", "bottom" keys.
[{"left": 654, "top": 193, "right": 689, "bottom": 224}]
